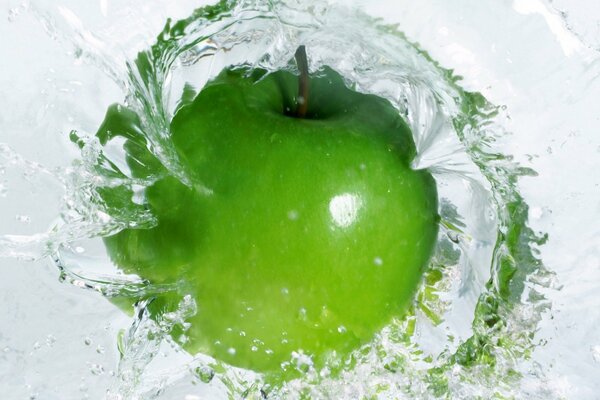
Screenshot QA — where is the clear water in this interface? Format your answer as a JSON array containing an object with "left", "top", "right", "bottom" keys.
[{"left": 1, "top": 0, "right": 599, "bottom": 399}]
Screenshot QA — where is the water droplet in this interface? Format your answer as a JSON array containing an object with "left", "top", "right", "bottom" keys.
[
  {"left": 298, "top": 308, "right": 307, "bottom": 321},
  {"left": 32, "top": 341, "right": 41, "bottom": 350},
  {"left": 373, "top": 257, "right": 383, "bottom": 266},
  {"left": 592, "top": 345, "right": 600, "bottom": 363},
  {"left": 7, "top": 8, "right": 20, "bottom": 22},
  {"left": 194, "top": 365, "right": 215, "bottom": 383},
  {"left": 15, "top": 214, "right": 31, "bottom": 223},
  {"left": 96, "top": 345, "right": 105, "bottom": 354},
  {"left": 447, "top": 231, "right": 460, "bottom": 243},
  {"left": 116, "top": 330, "right": 125, "bottom": 357},
  {"left": 227, "top": 347, "right": 236, "bottom": 355},
  {"left": 89, "top": 363, "right": 105, "bottom": 375},
  {"left": 251, "top": 346, "right": 258, "bottom": 352},
  {"left": 84, "top": 337, "right": 92, "bottom": 346},
  {"left": 46, "top": 334, "right": 56, "bottom": 347},
  {"left": 337, "top": 325, "right": 347, "bottom": 334},
  {"left": 0, "top": 181, "right": 8, "bottom": 197},
  {"left": 291, "top": 351, "right": 313, "bottom": 373}
]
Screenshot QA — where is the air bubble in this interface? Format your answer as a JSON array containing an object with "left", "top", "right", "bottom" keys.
[
  {"left": 194, "top": 365, "right": 215, "bottom": 383},
  {"left": 89, "top": 363, "right": 105, "bottom": 375}
]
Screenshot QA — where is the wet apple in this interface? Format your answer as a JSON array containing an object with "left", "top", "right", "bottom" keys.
[{"left": 92, "top": 47, "right": 439, "bottom": 376}]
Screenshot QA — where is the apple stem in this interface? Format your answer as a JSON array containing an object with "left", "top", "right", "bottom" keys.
[{"left": 295, "top": 45, "right": 309, "bottom": 118}]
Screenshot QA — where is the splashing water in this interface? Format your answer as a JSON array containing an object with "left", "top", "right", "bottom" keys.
[{"left": 2, "top": 0, "right": 599, "bottom": 399}]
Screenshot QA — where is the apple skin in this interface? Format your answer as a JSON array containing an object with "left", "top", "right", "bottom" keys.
[{"left": 95, "top": 65, "right": 439, "bottom": 375}]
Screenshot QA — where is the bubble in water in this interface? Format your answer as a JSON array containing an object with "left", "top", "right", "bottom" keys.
[
  {"left": 89, "top": 363, "right": 105, "bottom": 375},
  {"left": 194, "top": 365, "right": 215, "bottom": 383}
]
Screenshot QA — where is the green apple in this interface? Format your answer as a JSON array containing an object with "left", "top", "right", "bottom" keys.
[{"left": 87, "top": 48, "right": 439, "bottom": 377}]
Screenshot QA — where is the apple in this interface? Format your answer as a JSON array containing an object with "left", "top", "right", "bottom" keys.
[{"left": 87, "top": 47, "right": 439, "bottom": 378}]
